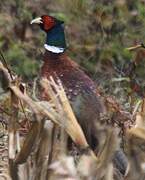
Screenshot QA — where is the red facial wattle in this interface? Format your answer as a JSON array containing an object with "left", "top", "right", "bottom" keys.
[{"left": 41, "top": 15, "right": 56, "bottom": 31}]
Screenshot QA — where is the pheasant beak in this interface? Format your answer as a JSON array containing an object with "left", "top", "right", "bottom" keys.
[
  {"left": 30, "top": 17, "right": 43, "bottom": 24},
  {"left": 126, "top": 44, "right": 142, "bottom": 51}
]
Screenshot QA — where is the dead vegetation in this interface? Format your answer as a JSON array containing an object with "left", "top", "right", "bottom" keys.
[{"left": 0, "top": 60, "right": 145, "bottom": 180}]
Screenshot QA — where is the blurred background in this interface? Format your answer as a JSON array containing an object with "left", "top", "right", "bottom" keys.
[{"left": 1, "top": 0, "right": 145, "bottom": 106}]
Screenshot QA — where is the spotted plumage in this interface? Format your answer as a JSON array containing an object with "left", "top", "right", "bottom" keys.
[{"left": 40, "top": 48, "right": 105, "bottom": 148}]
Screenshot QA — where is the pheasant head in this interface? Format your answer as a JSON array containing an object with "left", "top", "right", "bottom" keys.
[{"left": 31, "top": 15, "right": 66, "bottom": 53}]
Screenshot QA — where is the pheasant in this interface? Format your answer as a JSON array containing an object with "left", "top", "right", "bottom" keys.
[
  {"left": 30, "top": 15, "right": 106, "bottom": 148},
  {"left": 30, "top": 15, "right": 127, "bottom": 174}
]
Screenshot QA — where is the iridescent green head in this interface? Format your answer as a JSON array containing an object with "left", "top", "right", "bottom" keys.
[{"left": 31, "top": 15, "right": 66, "bottom": 53}]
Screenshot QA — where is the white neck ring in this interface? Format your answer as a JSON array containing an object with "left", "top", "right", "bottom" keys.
[{"left": 44, "top": 44, "right": 65, "bottom": 53}]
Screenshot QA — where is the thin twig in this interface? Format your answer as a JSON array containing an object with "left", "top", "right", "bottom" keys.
[
  {"left": 0, "top": 106, "right": 11, "bottom": 116},
  {"left": 0, "top": 52, "right": 29, "bottom": 122},
  {"left": 0, "top": 50, "right": 13, "bottom": 80}
]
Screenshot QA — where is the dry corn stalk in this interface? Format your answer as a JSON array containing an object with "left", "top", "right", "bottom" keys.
[
  {"left": 125, "top": 99, "right": 145, "bottom": 179},
  {"left": 0, "top": 59, "right": 95, "bottom": 162}
]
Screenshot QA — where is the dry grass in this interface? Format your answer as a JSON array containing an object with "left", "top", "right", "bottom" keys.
[{"left": 0, "top": 60, "right": 145, "bottom": 179}]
